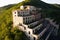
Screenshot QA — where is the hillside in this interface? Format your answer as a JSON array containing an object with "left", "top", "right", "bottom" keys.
[
  {"left": 0, "top": 0, "right": 60, "bottom": 40},
  {"left": 53, "top": 4, "right": 60, "bottom": 8},
  {"left": 23, "top": 0, "right": 60, "bottom": 9}
]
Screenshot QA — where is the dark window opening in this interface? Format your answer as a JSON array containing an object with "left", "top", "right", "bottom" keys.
[
  {"left": 24, "top": 27, "right": 26, "bottom": 30},
  {"left": 33, "top": 30, "right": 35, "bottom": 33},
  {"left": 19, "top": 23, "right": 22, "bottom": 26},
  {"left": 15, "top": 12, "right": 16, "bottom": 14},
  {"left": 53, "top": 19, "right": 55, "bottom": 22},
  {"left": 54, "top": 27, "right": 56, "bottom": 29},
  {"left": 29, "top": 36, "right": 30, "bottom": 38},
  {"left": 34, "top": 37, "right": 36, "bottom": 40},
  {"left": 28, "top": 26, "right": 30, "bottom": 28},
  {"left": 29, "top": 31, "right": 30, "bottom": 34},
  {"left": 15, "top": 15, "right": 16, "bottom": 16},
  {"left": 18, "top": 12, "right": 21, "bottom": 16}
]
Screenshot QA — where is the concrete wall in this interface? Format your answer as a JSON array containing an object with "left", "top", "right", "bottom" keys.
[{"left": 13, "top": 10, "right": 23, "bottom": 27}]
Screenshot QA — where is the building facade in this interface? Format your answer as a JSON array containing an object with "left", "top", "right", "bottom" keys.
[{"left": 12, "top": 5, "right": 59, "bottom": 40}]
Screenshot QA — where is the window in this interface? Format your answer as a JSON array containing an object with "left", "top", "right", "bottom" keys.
[
  {"left": 23, "top": 18, "right": 25, "bottom": 20},
  {"left": 28, "top": 21, "right": 30, "bottom": 23},
  {"left": 33, "top": 30, "right": 35, "bottom": 33},
  {"left": 53, "top": 19, "right": 55, "bottom": 22},
  {"left": 18, "top": 12, "right": 20, "bottom": 14},
  {"left": 19, "top": 23, "right": 22, "bottom": 26},
  {"left": 15, "top": 12, "right": 16, "bottom": 14},
  {"left": 15, "top": 15, "right": 16, "bottom": 16},
  {"left": 28, "top": 31, "right": 30, "bottom": 34},
  {"left": 18, "top": 12, "right": 20, "bottom": 16},
  {"left": 28, "top": 36, "right": 30, "bottom": 40},
  {"left": 34, "top": 37, "right": 36, "bottom": 40},
  {"left": 24, "top": 27, "right": 26, "bottom": 30},
  {"left": 28, "top": 25, "right": 30, "bottom": 28},
  {"left": 26, "top": 17, "right": 27, "bottom": 23},
  {"left": 29, "top": 36, "right": 30, "bottom": 38},
  {"left": 18, "top": 12, "right": 24, "bottom": 16},
  {"left": 54, "top": 27, "right": 56, "bottom": 29}
]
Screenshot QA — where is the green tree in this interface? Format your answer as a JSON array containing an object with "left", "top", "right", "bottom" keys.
[{"left": 4, "top": 36, "right": 12, "bottom": 40}]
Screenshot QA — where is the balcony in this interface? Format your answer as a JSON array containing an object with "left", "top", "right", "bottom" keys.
[
  {"left": 40, "top": 26, "right": 53, "bottom": 40},
  {"left": 33, "top": 25, "right": 47, "bottom": 35},
  {"left": 28, "top": 19, "right": 43, "bottom": 29},
  {"left": 33, "top": 21, "right": 50, "bottom": 35}
]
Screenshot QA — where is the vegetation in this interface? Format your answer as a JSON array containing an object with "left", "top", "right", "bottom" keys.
[
  {"left": 0, "top": 1, "right": 28, "bottom": 40},
  {"left": 0, "top": 0, "right": 60, "bottom": 40}
]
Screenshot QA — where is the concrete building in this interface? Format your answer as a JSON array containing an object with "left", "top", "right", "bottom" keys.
[{"left": 12, "top": 5, "right": 59, "bottom": 40}]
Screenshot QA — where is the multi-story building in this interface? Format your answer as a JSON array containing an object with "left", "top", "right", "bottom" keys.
[{"left": 12, "top": 5, "right": 59, "bottom": 40}]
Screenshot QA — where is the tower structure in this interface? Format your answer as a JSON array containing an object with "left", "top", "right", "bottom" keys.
[{"left": 12, "top": 5, "right": 59, "bottom": 40}]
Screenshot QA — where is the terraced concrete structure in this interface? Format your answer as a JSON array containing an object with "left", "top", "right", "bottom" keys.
[{"left": 12, "top": 5, "right": 59, "bottom": 40}]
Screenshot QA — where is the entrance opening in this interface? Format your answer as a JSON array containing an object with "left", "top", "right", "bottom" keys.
[{"left": 34, "top": 37, "right": 36, "bottom": 40}]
